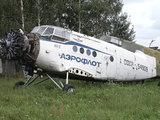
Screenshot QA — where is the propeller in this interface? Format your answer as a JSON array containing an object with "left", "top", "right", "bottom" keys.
[{"left": 0, "top": 29, "right": 29, "bottom": 60}]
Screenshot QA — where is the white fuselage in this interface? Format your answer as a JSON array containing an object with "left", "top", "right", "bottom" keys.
[{"left": 34, "top": 27, "right": 156, "bottom": 82}]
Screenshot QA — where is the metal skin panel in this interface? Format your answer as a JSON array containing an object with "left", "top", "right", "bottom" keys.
[{"left": 101, "top": 35, "right": 160, "bottom": 77}]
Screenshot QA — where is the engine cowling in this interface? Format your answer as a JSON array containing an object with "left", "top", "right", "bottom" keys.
[{"left": 0, "top": 29, "right": 40, "bottom": 74}]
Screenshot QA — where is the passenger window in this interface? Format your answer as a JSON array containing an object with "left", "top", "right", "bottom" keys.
[
  {"left": 73, "top": 46, "right": 78, "bottom": 52},
  {"left": 92, "top": 51, "right": 97, "bottom": 57},
  {"left": 86, "top": 49, "right": 91, "bottom": 56},
  {"left": 80, "top": 48, "right": 84, "bottom": 54}
]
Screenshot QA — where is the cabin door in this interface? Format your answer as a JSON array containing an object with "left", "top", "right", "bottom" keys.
[{"left": 102, "top": 49, "right": 117, "bottom": 79}]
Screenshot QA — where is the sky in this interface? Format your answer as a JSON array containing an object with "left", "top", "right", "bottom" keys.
[{"left": 122, "top": 0, "right": 160, "bottom": 47}]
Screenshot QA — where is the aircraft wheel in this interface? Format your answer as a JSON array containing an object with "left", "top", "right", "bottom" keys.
[
  {"left": 13, "top": 81, "right": 25, "bottom": 89},
  {"left": 142, "top": 80, "right": 145, "bottom": 85},
  {"left": 63, "top": 84, "right": 75, "bottom": 92},
  {"left": 158, "top": 81, "right": 160, "bottom": 86}
]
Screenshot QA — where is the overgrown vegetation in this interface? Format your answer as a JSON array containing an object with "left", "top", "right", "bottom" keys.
[{"left": 0, "top": 76, "right": 160, "bottom": 120}]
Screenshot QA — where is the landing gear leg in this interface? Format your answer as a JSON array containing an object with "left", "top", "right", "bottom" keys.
[
  {"left": 66, "top": 71, "right": 69, "bottom": 84},
  {"left": 13, "top": 71, "right": 75, "bottom": 92},
  {"left": 63, "top": 71, "right": 75, "bottom": 92}
]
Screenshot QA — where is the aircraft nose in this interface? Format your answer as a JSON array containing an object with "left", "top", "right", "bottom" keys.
[{"left": 0, "top": 29, "right": 40, "bottom": 68}]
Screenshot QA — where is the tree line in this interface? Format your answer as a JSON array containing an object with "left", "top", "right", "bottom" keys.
[{"left": 0, "top": 0, "right": 135, "bottom": 41}]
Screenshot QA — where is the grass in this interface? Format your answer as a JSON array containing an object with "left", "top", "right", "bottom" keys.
[{"left": 0, "top": 75, "right": 160, "bottom": 120}]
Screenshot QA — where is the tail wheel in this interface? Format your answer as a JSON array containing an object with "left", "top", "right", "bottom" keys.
[{"left": 63, "top": 84, "right": 75, "bottom": 92}]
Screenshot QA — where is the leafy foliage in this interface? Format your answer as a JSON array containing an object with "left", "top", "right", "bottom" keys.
[
  {"left": 109, "top": 12, "right": 135, "bottom": 41},
  {"left": 0, "top": 0, "right": 135, "bottom": 41}
]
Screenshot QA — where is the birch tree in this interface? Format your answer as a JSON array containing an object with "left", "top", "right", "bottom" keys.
[{"left": 20, "top": 0, "right": 25, "bottom": 30}]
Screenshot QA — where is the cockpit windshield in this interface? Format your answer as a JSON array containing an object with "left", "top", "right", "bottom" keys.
[
  {"left": 43, "top": 27, "right": 54, "bottom": 35},
  {"left": 37, "top": 27, "right": 46, "bottom": 34},
  {"left": 31, "top": 25, "right": 70, "bottom": 42}
]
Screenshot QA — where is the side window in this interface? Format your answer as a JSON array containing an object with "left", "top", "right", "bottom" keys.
[
  {"left": 65, "top": 32, "right": 70, "bottom": 40},
  {"left": 110, "top": 38, "right": 121, "bottom": 46},
  {"left": 104, "top": 37, "right": 111, "bottom": 42},
  {"left": 99, "top": 36, "right": 105, "bottom": 40},
  {"left": 111, "top": 38, "right": 118, "bottom": 44},
  {"left": 52, "top": 35, "right": 65, "bottom": 41},
  {"left": 54, "top": 29, "right": 64, "bottom": 37},
  {"left": 52, "top": 29, "right": 69, "bottom": 42}
]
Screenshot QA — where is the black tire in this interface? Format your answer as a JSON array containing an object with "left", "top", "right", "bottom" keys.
[
  {"left": 142, "top": 80, "right": 145, "bottom": 85},
  {"left": 13, "top": 81, "right": 25, "bottom": 89},
  {"left": 158, "top": 81, "right": 160, "bottom": 86},
  {"left": 63, "top": 84, "right": 75, "bottom": 92}
]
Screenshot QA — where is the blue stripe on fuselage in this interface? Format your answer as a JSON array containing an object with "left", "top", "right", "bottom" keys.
[{"left": 40, "top": 38, "right": 111, "bottom": 56}]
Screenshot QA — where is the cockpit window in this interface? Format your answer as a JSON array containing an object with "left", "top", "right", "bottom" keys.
[
  {"left": 110, "top": 38, "right": 122, "bottom": 46},
  {"left": 43, "top": 27, "right": 54, "bottom": 35},
  {"left": 31, "top": 26, "right": 70, "bottom": 42},
  {"left": 52, "top": 35, "right": 65, "bottom": 41},
  {"left": 37, "top": 27, "right": 46, "bottom": 34},
  {"left": 100, "top": 36, "right": 105, "bottom": 40},
  {"left": 65, "top": 32, "right": 70, "bottom": 40},
  {"left": 52, "top": 29, "right": 70, "bottom": 42},
  {"left": 99, "top": 36, "right": 111, "bottom": 42},
  {"left": 54, "top": 29, "right": 64, "bottom": 37},
  {"left": 41, "top": 36, "right": 52, "bottom": 40},
  {"left": 104, "top": 37, "right": 111, "bottom": 42},
  {"left": 111, "top": 38, "right": 119, "bottom": 44}
]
